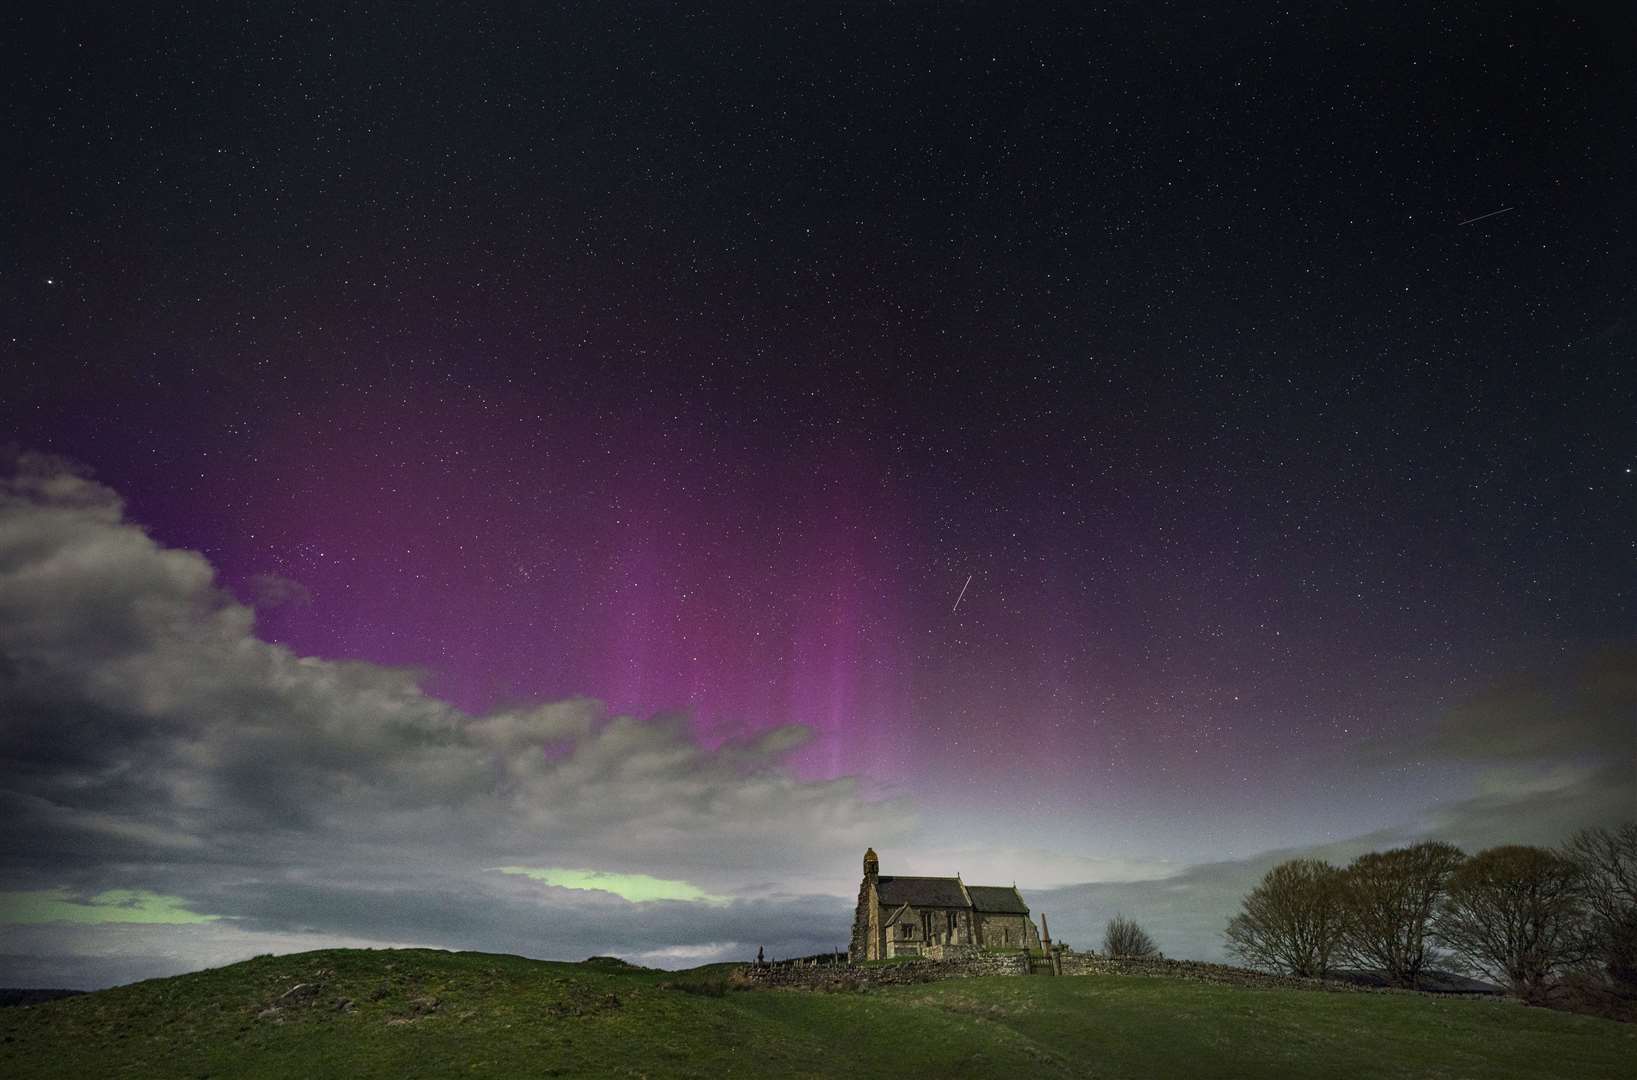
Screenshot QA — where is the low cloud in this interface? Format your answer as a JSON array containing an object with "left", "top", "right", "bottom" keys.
[
  {"left": 627, "top": 942, "right": 747, "bottom": 965},
  {"left": 895, "top": 847, "right": 1183, "bottom": 889},
  {"left": 495, "top": 867, "right": 729, "bottom": 905},
  {"left": 1031, "top": 651, "right": 1634, "bottom": 962},
  {"left": 245, "top": 572, "right": 311, "bottom": 609},
  {"left": 1427, "top": 646, "right": 1634, "bottom": 765},
  {"left": 0, "top": 452, "right": 905, "bottom": 985},
  {"left": 0, "top": 923, "right": 431, "bottom": 991},
  {"left": 0, "top": 889, "right": 220, "bottom": 926}
]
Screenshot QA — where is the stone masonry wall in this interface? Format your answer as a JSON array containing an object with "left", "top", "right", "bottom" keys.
[
  {"left": 848, "top": 878, "right": 873, "bottom": 962},
  {"left": 974, "top": 912, "right": 1034, "bottom": 949},
  {"left": 1054, "top": 954, "right": 1381, "bottom": 993},
  {"left": 738, "top": 951, "right": 1500, "bottom": 996},
  {"left": 740, "top": 952, "right": 1029, "bottom": 990}
]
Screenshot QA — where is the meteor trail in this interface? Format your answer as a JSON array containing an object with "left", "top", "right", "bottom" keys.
[
  {"left": 951, "top": 574, "right": 972, "bottom": 614},
  {"left": 1457, "top": 206, "right": 1514, "bottom": 226}
]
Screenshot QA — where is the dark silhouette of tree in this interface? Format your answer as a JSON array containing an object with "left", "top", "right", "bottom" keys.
[
  {"left": 1339, "top": 841, "right": 1464, "bottom": 988},
  {"left": 1434, "top": 845, "right": 1586, "bottom": 1002},
  {"left": 1103, "top": 914, "right": 1159, "bottom": 958},
  {"left": 1225, "top": 858, "right": 1346, "bottom": 978},
  {"left": 1563, "top": 822, "right": 1637, "bottom": 993}
]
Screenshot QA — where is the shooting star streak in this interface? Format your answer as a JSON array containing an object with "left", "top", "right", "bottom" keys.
[
  {"left": 1457, "top": 206, "right": 1514, "bottom": 226},
  {"left": 951, "top": 574, "right": 973, "bottom": 614}
]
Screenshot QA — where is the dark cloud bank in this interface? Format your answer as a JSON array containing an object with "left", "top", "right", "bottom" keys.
[
  {"left": 0, "top": 453, "right": 896, "bottom": 984},
  {"left": 1, "top": 453, "right": 1629, "bottom": 986}
]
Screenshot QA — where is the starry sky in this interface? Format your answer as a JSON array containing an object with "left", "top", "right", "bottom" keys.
[{"left": 2, "top": 3, "right": 1633, "bottom": 985}]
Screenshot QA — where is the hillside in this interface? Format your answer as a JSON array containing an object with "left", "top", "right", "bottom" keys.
[{"left": 1, "top": 949, "right": 1632, "bottom": 1079}]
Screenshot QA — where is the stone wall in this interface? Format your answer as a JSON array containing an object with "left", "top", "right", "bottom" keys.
[
  {"left": 1054, "top": 954, "right": 1380, "bottom": 993},
  {"left": 738, "top": 951, "right": 1504, "bottom": 997},
  {"left": 739, "top": 952, "right": 1029, "bottom": 990}
]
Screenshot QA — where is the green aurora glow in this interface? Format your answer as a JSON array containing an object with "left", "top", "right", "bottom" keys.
[
  {"left": 0, "top": 888, "right": 221, "bottom": 925},
  {"left": 497, "top": 867, "right": 727, "bottom": 904}
]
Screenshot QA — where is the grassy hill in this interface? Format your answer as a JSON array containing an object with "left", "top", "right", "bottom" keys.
[{"left": 2, "top": 948, "right": 1633, "bottom": 1079}]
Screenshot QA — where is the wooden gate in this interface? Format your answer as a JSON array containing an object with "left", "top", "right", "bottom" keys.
[{"left": 1027, "top": 953, "right": 1055, "bottom": 975}]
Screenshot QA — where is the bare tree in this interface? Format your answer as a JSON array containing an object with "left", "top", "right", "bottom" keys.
[
  {"left": 1339, "top": 841, "right": 1464, "bottom": 988},
  {"left": 1103, "top": 914, "right": 1159, "bottom": 958},
  {"left": 1434, "top": 845, "right": 1586, "bottom": 1002},
  {"left": 1225, "top": 858, "right": 1346, "bottom": 978},
  {"left": 1563, "top": 822, "right": 1637, "bottom": 992}
]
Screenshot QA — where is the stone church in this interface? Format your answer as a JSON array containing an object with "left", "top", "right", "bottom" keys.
[{"left": 850, "top": 848, "right": 1043, "bottom": 961}]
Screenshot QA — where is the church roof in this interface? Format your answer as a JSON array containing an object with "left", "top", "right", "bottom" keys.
[
  {"left": 876, "top": 877, "right": 1031, "bottom": 912},
  {"left": 965, "top": 885, "right": 1030, "bottom": 915},
  {"left": 875, "top": 876, "right": 970, "bottom": 908}
]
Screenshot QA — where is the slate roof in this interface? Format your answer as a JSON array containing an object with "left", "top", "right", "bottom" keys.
[
  {"left": 966, "top": 885, "right": 1030, "bottom": 915},
  {"left": 875, "top": 876, "right": 970, "bottom": 908},
  {"left": 874, "top": 876, "right": 1031, "bottom": 913}
]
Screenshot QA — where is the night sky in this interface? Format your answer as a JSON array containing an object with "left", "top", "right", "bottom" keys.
[{"left": 3, "top": 3, "right": 1633, "bottom": 985}]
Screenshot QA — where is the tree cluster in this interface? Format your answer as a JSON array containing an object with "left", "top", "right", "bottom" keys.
[
  {"left": 1564, "top": 823, "right": 1637, "bottom": 995},
  {"left": 1103, "top": 913, "right": 1160, "bottom": 958},
  {"left": 1223, "top": 822, "right": 1637, "bottom": 1005},
  {"left": 1223, "top": 858, "right": 1346, "bottom": 979}
]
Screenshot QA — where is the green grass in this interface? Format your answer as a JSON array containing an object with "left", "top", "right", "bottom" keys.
[{"left": 2, "top": 948, "right": 1633, "bottom": 1079}]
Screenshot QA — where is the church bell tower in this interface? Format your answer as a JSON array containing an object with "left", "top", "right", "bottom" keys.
[{"left": 851, "top": 847, "right": 882, "bottom": 962}]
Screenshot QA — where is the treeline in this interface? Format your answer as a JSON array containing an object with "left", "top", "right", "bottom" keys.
[{"left": 1223, "top": 822, "right": 1636, "bottom": 1012}]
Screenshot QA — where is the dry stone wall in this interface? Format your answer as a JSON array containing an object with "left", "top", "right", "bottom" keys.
[
  {"left": 739, "top": 951, "right": 1503, "bottom": 997},
  {"left": 1055, "top": 954, "right": 1375, "bottom": 993},
  {"left": 740, "top": 952, "right": 1029, "bottom": 990}
]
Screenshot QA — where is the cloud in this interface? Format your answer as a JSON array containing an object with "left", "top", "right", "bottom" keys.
[
  {"left": 1029, "top": 654, "right": 1634, "bottom": 963},
  {"left": 1411, "top": 646, "right": 1634, "bottom": 854},
  {"left": 894, "top": 847, "right": 1183, "bottom": 889},
  {"left": 0, "top": 452, "right": 907, "bottom": 985},
  {"left": 0, "top": 889, "right": 220, "bottom": 926},
  {"left": 1427, "top": 645, "right": 1635, "bottom": 765},
  {"left": 245, "top": 572, "right": 311, "bottom": 609},
  {"left": 627, "top": 942, "right": 746, "bottom": 965},
  {"left": 0, "top": 923, "right": 430, "bottom": 991},
  {"left": 3, "top": 451, "right": 1626, "bottom": 986},
  {"left": 495, "top": 867, "right": 729, "bottom": 904}
]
